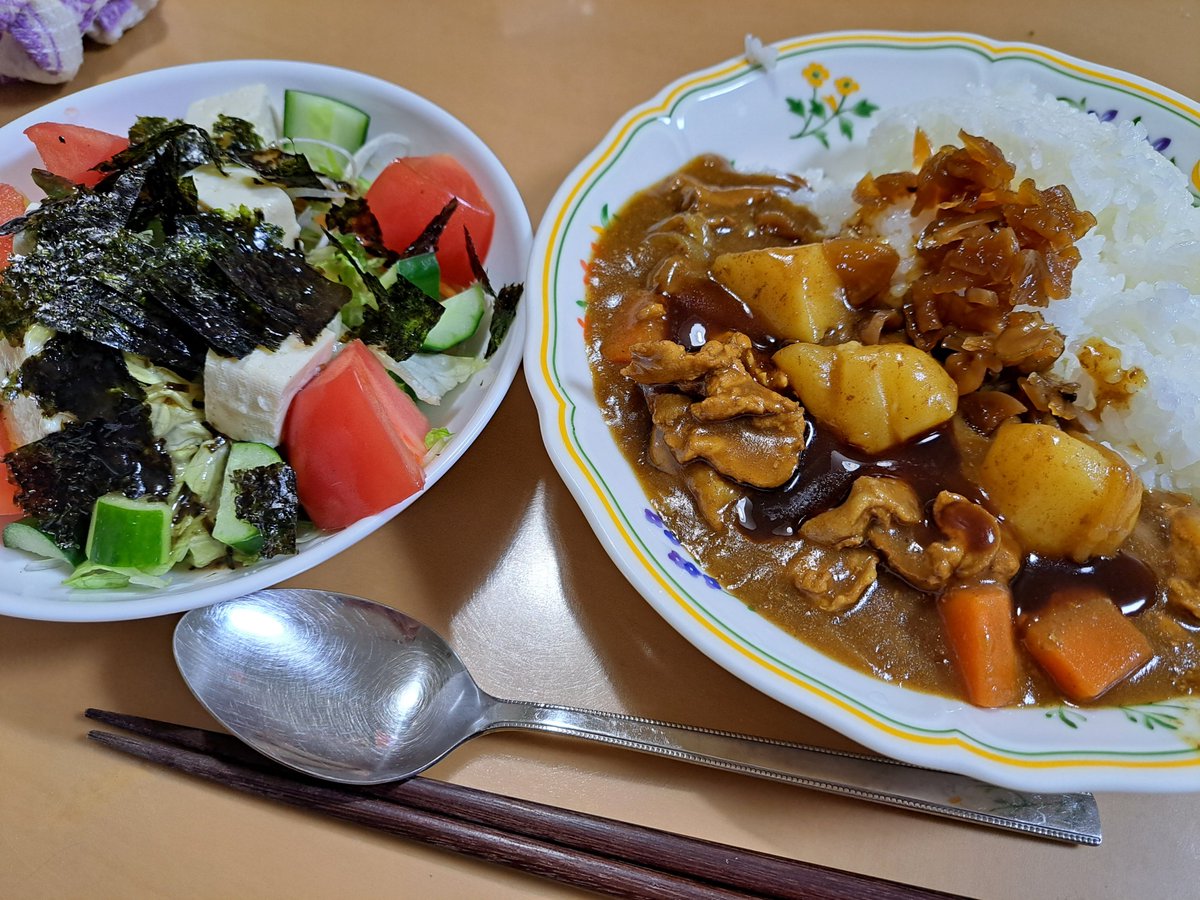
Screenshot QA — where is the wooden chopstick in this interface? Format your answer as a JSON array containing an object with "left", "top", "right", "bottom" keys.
[
  {"left": 88, "top": 729, "right": 743, "bottom": 900},
  {"left": 85, "top": 709, "right": 957, "bottom": 900}
]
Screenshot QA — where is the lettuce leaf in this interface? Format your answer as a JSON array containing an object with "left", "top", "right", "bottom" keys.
[{"left": 378, "top": 351, "right": 486, "bottom": 405}]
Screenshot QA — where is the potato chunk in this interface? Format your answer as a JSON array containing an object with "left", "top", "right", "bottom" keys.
[
  {"left": 772, "top": 341, "right": 958, "bottom": 453},
  {"left": 978, "top": 423, "right": 1140, "bottom": 562},
  {"left": 712, "top": 244, "right": 853, "bottom": 342}
]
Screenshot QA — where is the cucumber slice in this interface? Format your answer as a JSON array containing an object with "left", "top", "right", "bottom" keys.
[
  {"left": 421, "top": 283, "right": 487, "bottom": 352},
  {"left": 283, "top": 90, "right": 371, "bottom": 148},
  {"left": 3, "top": 519, "right": 84, "bottom": 566},
  {"left": 213, "top": 442, "right": 284, "bottom": 555},
  {"left": 385, "top": 252, "right": 440, "bottom": 300},
  {"left": 85, "top": 494, "right": 172, "bottom": 572},
  {"left": 283, "top": 89, "right": 370, "bottom": 177}
]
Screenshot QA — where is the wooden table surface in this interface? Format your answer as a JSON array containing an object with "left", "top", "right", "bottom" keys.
[{"left": 1, "top": 2, "right": 1198, "bottom": 897}]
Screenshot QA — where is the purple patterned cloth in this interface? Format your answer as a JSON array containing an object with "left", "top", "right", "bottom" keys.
[{"left": 0, "top": 0, "right": 157, "bottom": 84}]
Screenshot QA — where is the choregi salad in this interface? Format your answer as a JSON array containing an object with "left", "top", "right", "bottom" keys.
[{"left": 0, "top": 85, "right": 521, "bottom": 589}]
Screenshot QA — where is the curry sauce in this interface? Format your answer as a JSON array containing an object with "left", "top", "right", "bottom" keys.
[{"left": 585, "top": 153, "right": 1200, "bottom": 706}]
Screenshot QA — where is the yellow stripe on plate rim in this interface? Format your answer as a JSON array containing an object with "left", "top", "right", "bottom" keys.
[{"left": 536, "top": 30, "right": 1200, "bottom": 772}]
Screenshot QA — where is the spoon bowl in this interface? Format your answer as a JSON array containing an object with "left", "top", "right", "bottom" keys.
[
  {"left": 174, "top": 589, "right": 489, "bottom": 783},
  {"left": 173, "top": 589, "right": 1101, "bottom": 843}
]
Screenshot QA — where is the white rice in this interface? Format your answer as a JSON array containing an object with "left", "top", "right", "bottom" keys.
[{"left": 802, "top": 82, "right": 1200, "bottom": 498}]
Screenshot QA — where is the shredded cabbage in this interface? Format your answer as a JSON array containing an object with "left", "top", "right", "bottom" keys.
[
  {"left": 124, "top": 354, "right": 227, "bottom": 572},
  {"left": 65, "top": 561, "right": 170, "bottom": 590}
]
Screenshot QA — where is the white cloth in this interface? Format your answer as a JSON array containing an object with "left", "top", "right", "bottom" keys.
[{"left": 0, "top": 0, "right": 157, "bottom": 84}]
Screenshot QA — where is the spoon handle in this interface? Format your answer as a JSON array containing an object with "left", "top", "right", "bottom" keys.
[{"left": 483, "top": 700, "right": 1100, "bottom": 844}]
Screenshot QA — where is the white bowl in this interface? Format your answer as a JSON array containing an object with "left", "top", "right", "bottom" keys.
[
  {"left": 0, "top": 60, "right": 531, "bottom": 621},
  {"left": 525, "top": 31, "right": 1200, "bottom": 792}
]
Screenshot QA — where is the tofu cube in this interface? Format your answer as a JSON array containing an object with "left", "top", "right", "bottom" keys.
[
  {"left": 203, "top": 324, "right": 341, "bottom": 445},
  {"left": 185, "top": 83, "right": 280, "bottom": 143},
  {"left": 0, "top": 328, "right": 69, "bottom": 448}
]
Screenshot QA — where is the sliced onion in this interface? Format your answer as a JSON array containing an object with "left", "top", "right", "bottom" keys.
[{"left": 352, "top": 132, "right": 413, "bottom": 183}]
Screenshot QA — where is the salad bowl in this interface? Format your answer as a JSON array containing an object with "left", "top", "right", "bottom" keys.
[
  {"left": 524, "top": 31, "right": 1200, "bottom": 792},
  {"left": 0, "top": 59, "right": 532, "bottom": 621}
]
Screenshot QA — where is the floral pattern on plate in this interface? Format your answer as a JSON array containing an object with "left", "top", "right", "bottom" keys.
[
  {"left": 528, "top": 31, "right": 1200, "bottom": 792},
  {"left": 1059, "top": 95, "right": 1200, "bottom": 202},
  {"left": 787, "top": 62, "right": 879, "bottom": 148}
]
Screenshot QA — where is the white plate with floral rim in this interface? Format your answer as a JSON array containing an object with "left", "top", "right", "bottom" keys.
[
  {"left": 0, "top": 60, "right": 531, "bottom": 622},
  {"left": 524, "top": 30, "right": 1200, "bottom": 792}
]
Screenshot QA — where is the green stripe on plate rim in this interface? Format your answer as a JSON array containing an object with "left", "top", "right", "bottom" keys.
[{"left": 546, "top": 34, "right": 1200, "bottom": 763}]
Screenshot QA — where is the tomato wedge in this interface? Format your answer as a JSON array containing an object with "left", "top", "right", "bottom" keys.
[
  {"left": 0, "top": 182, "right": 27, "bottom": 269},
  {"left": 283, "top": 341, "right": 429, "bottom": 530},
  {"left": 24, "top": 122, "right": 129, "bottom": 188},
  {"left": 0, "top": 180, "right": 28, "bottom": 512},
  {"left": 365, "top": 154, "right": 494, "bottom": 289},
  {"left": 0, "top": 423, "right": 21, "bottom": 517}
]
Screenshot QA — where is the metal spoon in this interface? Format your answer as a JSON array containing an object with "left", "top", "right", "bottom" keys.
[{"left": 173, "top": 588, "right": 1101, "bottom": 844}]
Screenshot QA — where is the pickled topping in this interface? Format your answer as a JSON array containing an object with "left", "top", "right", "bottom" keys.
[
  {"left": 851, "top": 131, "right": 1095, "bottom": 399},
  {"left": 820, "top": 238, "right": 900, "bottom": 308}
]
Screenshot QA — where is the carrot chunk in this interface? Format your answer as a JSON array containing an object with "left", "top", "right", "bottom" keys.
[
  {"left": 598, "top": 289, "right": 668, "bottom": 365},
  {"left": 938, "top": 583, "right": 1022, "bottom": 707},
  {"left": 1021, "top": 587, "right": 1153, "bottom": 702}
]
